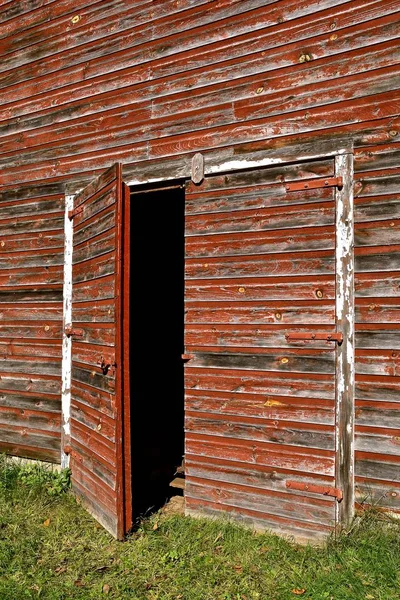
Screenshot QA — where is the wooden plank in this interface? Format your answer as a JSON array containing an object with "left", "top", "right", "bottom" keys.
[
  {"left": 186, "top": 389, "right": 334, "bottom": 425},
  {"left": 185, "top": 350, "right": 335, "bottom": 374},
  {"left": 170, "top": 477, "right": 185, "bottom": 490},
  {"left": 186, "top": 226, "right": 335, "bottom": 259},
  {"left": 186, "top": 435, "right": 335, "bottom": 476},
  {"left": 186, "top": 478, "right": 335, "bottom": 525},
  {"left": 186, "top": 274, "right": 336, "bottom": 302},
  {"left": 186, "top": 250, "right": 335, "bottom": 280},
  {"left": 185, "top": 300, "right": 335, "bottom": 325},
  {"left": 335, "top": 153, "right": 355, "bottom": 529},
  {"left": 185, "top": 413, "right": 335, "bottom": 451}
]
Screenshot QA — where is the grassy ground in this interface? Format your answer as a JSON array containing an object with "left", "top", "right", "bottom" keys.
[{"left": 0, "top": 459, "right": 399, "bottom": 600}]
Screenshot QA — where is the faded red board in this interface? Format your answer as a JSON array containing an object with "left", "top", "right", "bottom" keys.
[
  {"left": 70, "top": 163, "right": 131, "bottom": 539},
  {"left": 184, "top": 161, "right": 341, "bottom": 541}
]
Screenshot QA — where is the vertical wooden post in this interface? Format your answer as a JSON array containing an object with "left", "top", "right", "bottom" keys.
[
  {"left": 61, "top": 194, "right": 74, "bottom": 469},
  {"left": 335, "top": 153, "right": 355, "bottom": 529}
]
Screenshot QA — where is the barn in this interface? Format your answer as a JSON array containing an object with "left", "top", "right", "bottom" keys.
[{"left": 0, "top": 0, "right": 399, "bottom": 543}]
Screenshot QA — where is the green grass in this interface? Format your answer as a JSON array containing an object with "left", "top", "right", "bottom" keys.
[{"left": 0, "top": 458, "right": 399, "bottom": 600}]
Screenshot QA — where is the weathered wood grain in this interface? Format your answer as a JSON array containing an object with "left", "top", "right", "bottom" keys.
[
  {"left": 0, "top": 0, "right": 398, "bottom": 536},
  {"left": 71, "top": 164, "right": 131, "bottom": 539}
]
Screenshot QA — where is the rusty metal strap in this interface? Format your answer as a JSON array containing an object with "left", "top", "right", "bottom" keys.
[
  {"left": 65, "top": 325, "right": 83, "bottom": 337},
  {"left": 286, "top": 332, "right": 343, "bottom": 344},
  {"left": 286, "top": 480, "right": 343, "bottom": 501},
  {"left": 68, "top": 204, "right": 84, "bottom": 220},
  {"left": 285, "top": 176, "right": 343, "bottom": 192}
]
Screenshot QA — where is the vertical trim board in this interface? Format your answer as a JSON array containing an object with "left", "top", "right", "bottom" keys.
[
  {"left": 335, "top": 153, "right": 355, "bottom": 528},
  {"left": 61, "top": 194, "right": 74, "bottom": 469}
]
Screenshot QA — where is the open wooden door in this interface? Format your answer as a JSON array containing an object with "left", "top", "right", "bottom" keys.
[{"left": 68, "top": 164, "right": 131, "bottom": 539}]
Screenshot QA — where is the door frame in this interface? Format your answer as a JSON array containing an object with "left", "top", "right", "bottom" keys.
[{"left": 63, "top": 140, "right": 355, "bottom": 531}]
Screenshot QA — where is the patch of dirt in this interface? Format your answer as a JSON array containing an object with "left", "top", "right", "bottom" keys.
[{"left": 161, "top": 495, "right": 185, "bottom": 516}]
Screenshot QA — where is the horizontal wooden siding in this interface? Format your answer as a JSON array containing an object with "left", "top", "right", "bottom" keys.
[{"left": 0, "top": 0, "right": 397, "bottom": 508}]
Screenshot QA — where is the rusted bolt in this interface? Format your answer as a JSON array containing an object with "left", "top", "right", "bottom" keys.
[
  {"left": 316, "top": 289, "right": 323, "bottom": 299},
  {"left": 256, "top": 86, "right": 264, "bottom": 94},
  {"left": 71, "top": 15, "right": 81, "bottom": 24}
]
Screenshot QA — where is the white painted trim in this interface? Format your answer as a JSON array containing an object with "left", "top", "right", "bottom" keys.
[
  {"left": 124, "top": 142, "right": 354, "bottom": 187},
  {"left": 61, "top": 194, "right": 74, "bottom": 469},
  {"left": 335, "top": 153, "right": 355, "bottom": 527}
]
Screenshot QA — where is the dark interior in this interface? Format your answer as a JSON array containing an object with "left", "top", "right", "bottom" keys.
[{"left": 129, "top": 182, "right": 185, "bottom": 521}]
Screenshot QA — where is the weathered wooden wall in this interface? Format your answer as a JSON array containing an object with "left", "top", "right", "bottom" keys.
[
  {"left": 0, "top": 181, "right": 64, "bottom": 462},
  {"left": 0, "top": 0, "right": 398, "bottom": 515}
]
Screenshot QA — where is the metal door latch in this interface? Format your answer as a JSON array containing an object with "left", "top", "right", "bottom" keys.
[{"left": 285, "top": 332, "right": 343, "bottom": 344}]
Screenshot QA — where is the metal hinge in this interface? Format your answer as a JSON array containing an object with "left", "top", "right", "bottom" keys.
[
  {"left": 68, "top": 204, "right": 84, "bottom": 220},
  {"left": 182, "top": 353, "right": 194, "bottom": 362},
  {"left": 65, "top": 324, "right": 84, "bottom": 337},
  {"left": 97, "top": 355, "right": 116, "bottom": 375},
  {"left": 285, "top": 332, "right": 343, "bottom": 344},
  {"left": 285, "top": 176, "right": 343, "bottom": 192},
  {"left": 286, "top": 480, "right": 343, "bottom": 501}
]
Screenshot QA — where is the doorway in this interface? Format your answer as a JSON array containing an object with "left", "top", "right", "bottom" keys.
[{"left": 129, "top": 182, "right": 185, "bottom": 520}]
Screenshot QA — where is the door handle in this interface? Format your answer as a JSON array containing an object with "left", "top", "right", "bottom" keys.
[{"left": 285, "top": 332, "right": 343, "bottom": 344}]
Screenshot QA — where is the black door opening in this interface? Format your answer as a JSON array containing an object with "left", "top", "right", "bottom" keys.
[{"left": 129, "top": 182, "right": 185, "bottom": 520}]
